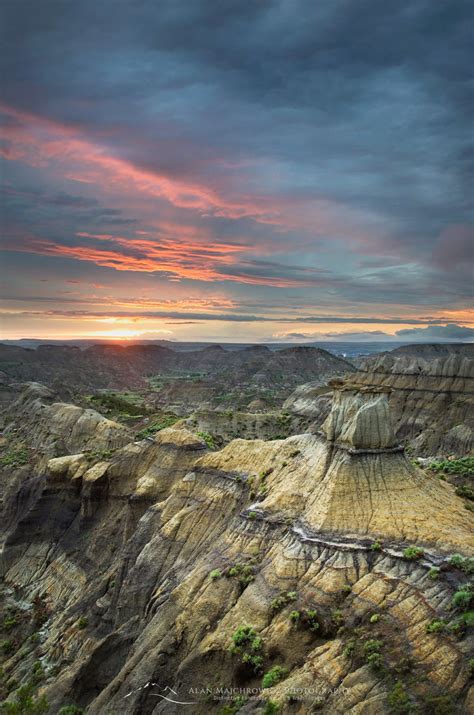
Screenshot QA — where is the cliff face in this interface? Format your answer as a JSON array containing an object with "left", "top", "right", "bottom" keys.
[
  {"left": 0, "top": 383, "right": 472, "bottom": 714},
  {"left": 285, "top": 347, "right": 474, "bottom": 457},
  {"left": 355, "top": 352, "right": 474, "bottom": 455}
]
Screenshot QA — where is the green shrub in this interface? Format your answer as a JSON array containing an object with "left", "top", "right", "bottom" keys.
[
  {"left": 1, "top": 639, "right": 14, "bottom": 655},
  {"left": 370, "top": 614, "right": 380, "bottom": 624},
  {"left": 2, "top": 615, "right": 18, "bottom": 631},
  {"left": 455, "top": 485, "right": 474, "bottom": 500},
  {"left": 371, "top": 540, "right": 382, "bottom": 551},
  {"left": 448, "top": 554, "right": 474, "bottom": 575},
  {"left": 343, "top": 639, "right": 356, "bottom": 658},
  {"left": 451, "top": 585, "right": 473, "bottom": 611},
  {"left": 460, "top": 610, "right": 474, "bottom": 626},
  {"left": 58, "top": 707, "right": 85, "bottom": 715},
  {"left": 468, "top": 658, "right": 474, "bottom": 676},
  {"left": 303, "top": 609, "right": 319, "bottom": 632},
  {"left": 289, "top": 610, "right": 300, "bottom": 623},
  {"left": 229, "top": 625, "right": 264, "bottom": 673},
  {"left": 428, "top": 567, "right": 440, "bottom": 580},
  {"left": 226, "top": 563, "right": 254, "bottom": 587},
  {"left": 196, "top": 431, "right": 215, "bottom": 449},
  {"left": 364, "top": 639, "right": 384, "bottom": 668},
  {"left": 231, "top": 624, "right": 257, "bottom": 649},
  {"left": 209, "top": 569, "right": 222, "bottom": 581},
  {"left": 270, "top": 591, "right": 297, "bottom": 612},
  {"left": 366, "top": 652, "right": 384, "bottom": 670},
  {"left": 76, "top": 616, "right": 88, "bottom": 629},
  {"left": 29, "top": 661, "right": 45, "bottom": 686},
  {"left": 262, "top": 665, "right": 288, "bottom": 689},
  {"left": 402, "top": 546, "right": 424, "bottom": 560},
  {"left": 426, "top": 619, "right": 445, "bottom": 634},
  {"left": 387, "top": 680, "right": 412, "bottom": 714},
  {"left": 430, "top": 457, "right": 474, "bottom": 477},
  {"left": 331, "top": 609, "right": 344, "bottom": 627},
  {"left": 363, "top": 639, "right": 383, "bottom": 655},
  {"left": 219, "top": 697, "right": 247, "bottom": 714}
]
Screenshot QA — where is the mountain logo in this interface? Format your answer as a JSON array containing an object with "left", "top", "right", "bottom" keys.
[{"left": 124, "top": 682, "right": 197, "bottom": 705}]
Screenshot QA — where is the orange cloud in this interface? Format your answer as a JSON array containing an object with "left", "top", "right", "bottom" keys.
[
  {"left": 0, "top": 102, "right": 282, "bottom": 224},
  {"left": 3, "top": 232, "right": 311, "bottom": 287}
]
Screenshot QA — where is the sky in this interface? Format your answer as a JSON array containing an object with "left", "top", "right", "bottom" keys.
[{"left": 1, "top": 0, "right": 473, "bottom": 343}]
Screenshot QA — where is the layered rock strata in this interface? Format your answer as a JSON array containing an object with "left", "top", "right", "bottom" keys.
[{"left": 0, "top": 382, "right": 472, "bottom": 714}]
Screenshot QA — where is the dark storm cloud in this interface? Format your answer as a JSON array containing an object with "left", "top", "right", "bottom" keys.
[{"left": 2, "top": 0, "right": 472, "bottom": 229}]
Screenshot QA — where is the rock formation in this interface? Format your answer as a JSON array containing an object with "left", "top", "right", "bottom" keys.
[
  {"left": 284, "top": 344, "right": 474, "bottom": 457},
  {"left": 0, "top": 380, "right": 472, "bottom": 714}
]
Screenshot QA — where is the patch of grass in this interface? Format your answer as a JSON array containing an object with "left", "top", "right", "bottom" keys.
[
  {"left": 86, "top": 448, "right": 115, "bottom": 461},
  {"left": 58, "top": 707, "right": 85, "bottom": 715},
  {"left": 402, "top": 546, "right": 424, "bottom": 561},
  {"left": 135, "top": 414, "right": 180, "bottom": 439},
  {"left": 369, "top": 614, "right": 380, "bottom": 624},
  {"left": 371, "top": 540, "right": 382, "bottom": 551},
  {"left": 289, "top": 610, "right": 300, "bottom": 623},
  {"left": 196, "top": 431, "right": 215, "bottom": 449},
  {"left": 90, "top": 392, "right": 146, "bottom": 417},
  {"left": 262, "top": 665, "right": 288, "bottom": 689},
  {"left": 428, "top": 567, "right": 440, "bottom": 580},
  {"left": 209, "top": 569, "right": 222, "bottom": 581},
  {"left": 0, "top": 446, "right": 29, "bottom": 468}
]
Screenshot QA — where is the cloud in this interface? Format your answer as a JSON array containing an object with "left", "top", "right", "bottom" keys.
[
  {"left": 1, "top": 0, "right": 473, "bottom": 338},
  {"left": 395, "top": 323, "right": 474, "bottom": 341}
]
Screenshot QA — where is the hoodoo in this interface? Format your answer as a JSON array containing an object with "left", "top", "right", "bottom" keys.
[{"left": 322, "top": 380, "right": 397, "bottom": 451}]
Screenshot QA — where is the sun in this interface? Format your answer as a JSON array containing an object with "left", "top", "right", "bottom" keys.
[{"left": 93, "top": 328, "right": 144, "bottom": 340}]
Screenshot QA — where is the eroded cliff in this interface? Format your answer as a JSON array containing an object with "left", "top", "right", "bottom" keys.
[{"left": 0, "top": 382, "right": 472, "bottom": 714}]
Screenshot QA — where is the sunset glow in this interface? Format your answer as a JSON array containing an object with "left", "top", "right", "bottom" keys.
[{"left": 1, "top": 2, "right": 473, "bottom": 343}]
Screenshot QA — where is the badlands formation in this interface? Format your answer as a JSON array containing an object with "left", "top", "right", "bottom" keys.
[{"left": 0, "top": 373, "right": 473, "bottom": 714}]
